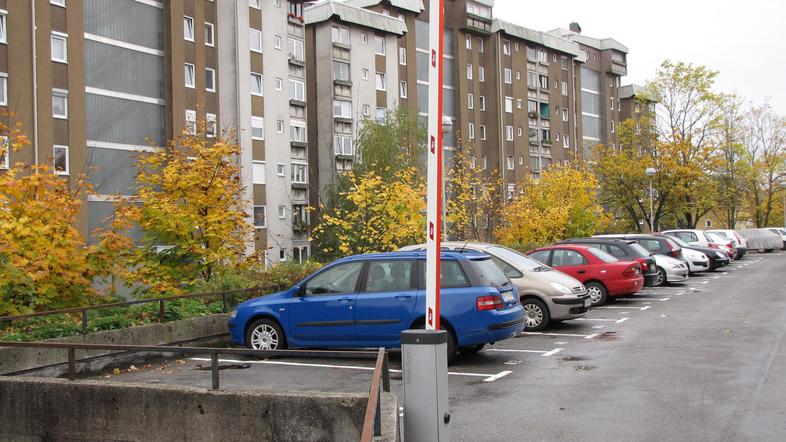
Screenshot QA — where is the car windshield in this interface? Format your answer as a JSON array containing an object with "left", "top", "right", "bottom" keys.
[
  {"left": 668, "top": 236, "right": 691, "bottom": 248},
  {"left": 471, "top": 257, "right": 511, "bottom": 288},
  {"left": 488, "top": 246, "right": 551, "bottom": 272},
  {"left": 587, "top": 247, "right": 618, "bottom": 263},
  {"left": 711, "top": 231, "right": 731, "bottom": 239},
  {"left": 628, "top": 243, "right": 652, "bottom": 258}
]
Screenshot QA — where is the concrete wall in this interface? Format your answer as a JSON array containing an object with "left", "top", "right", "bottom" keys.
[
  {"left": 0, "top": 314, "right": 229, "bottom": 376},
  {"left": 0, "top": 377, "right": 395, "bottom": 442}
]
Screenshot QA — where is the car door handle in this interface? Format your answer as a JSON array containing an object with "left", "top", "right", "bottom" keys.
[
  {"left": 577, "top": 270, "right": 586, "bottom": 274},
  {"left": 338, "top": 297, "right": 353, "bottom": 303},
  {"left": 395, "top": 295, "right": 412, "bottom": 300}
]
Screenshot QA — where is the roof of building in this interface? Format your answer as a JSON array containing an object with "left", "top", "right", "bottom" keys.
[
  {"left": 341, "top": 0, "right": 424, "bottom": 13},
  {"left": 305, "top": 0, "right": 408, "bottom": 34},
  {"left": 618, "top": 84, "right": 644, "bottom": 99},
  {"left": 548, "top": 28, "right": 628, "bottom": 53},
  {"left": 492, "top": 19, "right": 581, "bottom": 57}
]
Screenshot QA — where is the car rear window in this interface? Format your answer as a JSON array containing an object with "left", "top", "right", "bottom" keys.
[
  {"left": 587, "top": 247, "right": 618, "bottom": 263},
  {"left": 628, "top": 243, "right": 651, "bottom": 258},
  {"left": 417, "top": 259, "right": 470, "bottom": 289},
  {"left": 471, "top": 257, "right": 511, "bottom": 288},
  {"left": 488, "top": 246, "right": 544, "bottom": 271}
]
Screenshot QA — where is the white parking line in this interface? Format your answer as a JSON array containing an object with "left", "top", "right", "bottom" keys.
[
  {"left": 616, "top": 317, "right": 629, "bottom": 324},
  {"left": 190, "top": 357, "right": 513, "bottom": 382},
  {"left": 640, "top": 306, "right": 652, "bottom": 311},
  {"left": 616, "top": 297, "right": 669, "bottom": 302},
  {"left": 575, "top": 317, "right": 629, "bottom": 323},
  {"left": 660, "top": 297, "right": 671, "bottom": 301},
  {"left": 520, "top": 331, "right": 596, "bottom": 339},
  {"left": 485, "top": 347, "right": 563, "bottom": 357},
  {"left": 542, "top": 348, "right": 563, "bottom": 357},
  {"left": 595, "top": 306, "right": 634, "bottom": 309}
]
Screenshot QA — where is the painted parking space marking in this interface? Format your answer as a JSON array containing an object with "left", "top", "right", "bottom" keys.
[
  {"left": 485, "top": 347, "right": 563, "bottom": 357},
  {"left": 639, "top": 306, "right": 652, "bottom": 311},
  {"left": 616, "top": 297, "right": 669, "bottom": 302},
  {"left": 575, "top": 317, "right": 629, "bottom": 323},
  {"left": 521, "top": 331, "right": 598, "bottom": 339},
  {"left": 190, "top": 357, "right": 513, "bottom": 382}
]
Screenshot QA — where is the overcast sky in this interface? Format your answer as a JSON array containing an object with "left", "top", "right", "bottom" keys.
[{"left": 493, "top": 0, "right": 786, "bottom": 115}]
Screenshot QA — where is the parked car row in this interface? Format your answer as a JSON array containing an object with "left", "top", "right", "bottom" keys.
[{"left": 227, "top": 228, "right": 774, "bottom": 362}]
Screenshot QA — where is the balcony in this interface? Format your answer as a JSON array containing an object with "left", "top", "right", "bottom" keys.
[
  {"left": 289, "top": 98, "right": 306, "bottom": 108},
  {"left": 465, "top": 15, "right": 492, "bottom": 34},
  {"left": 608, "top": 63, "right": 627, "bottom": 76},
  {"left": 333, "top": 79, "right": 352, "bottom": 87},
  {"left": 290, "top": 140, "right": 308, "bottom": 149},
  {"left": 288, "top": 55, "right": 305, "bottom": 67}
]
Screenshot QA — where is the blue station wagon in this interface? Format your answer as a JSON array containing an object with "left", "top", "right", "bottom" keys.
[{"left": 228, "top": 251, "right": 524, "bottom": 361}]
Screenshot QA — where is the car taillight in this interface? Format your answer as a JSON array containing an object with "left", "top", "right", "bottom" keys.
[
  {"left": 708, "top": 243, "right": 719, "bottom": 249},
  {"left": 476, "top": 295, "right": 504, "bottom": 311},
  {"left": 623, "top": 264, "right": 641, "bottom": 277},
  {"left": 670, "top": 250, "right": 681, "bottom": 258},
  {"left": 636, "top": 258, "right": 649, "bottom": 271}
]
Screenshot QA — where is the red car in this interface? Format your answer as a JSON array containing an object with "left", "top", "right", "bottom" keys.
[{"left": 526, "top": 245, "right": 644, "bottom": 306}]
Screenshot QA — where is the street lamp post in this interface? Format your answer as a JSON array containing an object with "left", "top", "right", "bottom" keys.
[
  {"left": 781, "top": 181, "right": 786, "bottom": 229},
  {"left": 645, "top": 167, "right": 656, "bottom": 232}
]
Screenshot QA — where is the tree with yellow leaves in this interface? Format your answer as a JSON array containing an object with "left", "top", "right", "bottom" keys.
[
  {"left": 0, "top": 115, "right": 130, "bottom": 315},
  {"left": 117, "top": 122, "right": 251, "bottom": 295},
  {"left": 496, "top": 164, "right": 610, "bottom": 249}
]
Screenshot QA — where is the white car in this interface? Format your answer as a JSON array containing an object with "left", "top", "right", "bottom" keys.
[
  {"left": 766, "top": 228, "right": 786, "bottom": 250},
  {"left": 680, "top": 247, "right": 710, "bottom": 273},
  {"left": 652, "top": 254, "right": 689, "bottom": 285},
  {"left": 706, "top": 229, "right": 748, "bottom": 258}
]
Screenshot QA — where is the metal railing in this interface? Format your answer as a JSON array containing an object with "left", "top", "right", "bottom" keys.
[
  {"left": 0, "top": 287, "right": 265, "bottom": 334},
  {"left": 0, "top": 341, "right": 392, "bottom": 440}
]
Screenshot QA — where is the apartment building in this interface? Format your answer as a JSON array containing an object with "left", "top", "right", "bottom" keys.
[
  {"left": 0, "top": 0, "right": 311, "bottom": 265},
  {"left": 304, "top": 1, "right": 407, "bottom": 203},
  {"left": 549, "top": 23, "right": 629, "bottom": 154}
]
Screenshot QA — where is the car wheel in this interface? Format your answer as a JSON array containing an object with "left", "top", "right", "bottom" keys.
[
  {"left": 655, "top": 267, "right": 667, "bottom": 286},
  {"left": 416, "top": 322, "right": 458, "bottom": 364},
  {"left": 585, "top": 282, "right": 608, "bottom": 306},
  {"left": 521, "top": 298, "right": 550, "bottom": 331},
  {"left": 245, "top": 318, "right": 287, "bottom": 350},
  {"left": 459, "top": 344, "right": 484, "bottom": 355}
]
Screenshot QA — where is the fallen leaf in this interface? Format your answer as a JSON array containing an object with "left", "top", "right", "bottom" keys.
[{"left": 112, "top": 368, "right": 121, "bottom": 375}]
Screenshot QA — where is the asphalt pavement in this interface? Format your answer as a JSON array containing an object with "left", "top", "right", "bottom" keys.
[{"left": 90, "top": 252, "right": 786, "bottom": 441}]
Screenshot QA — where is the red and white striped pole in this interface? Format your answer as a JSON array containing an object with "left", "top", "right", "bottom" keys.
[{"left": 425, "top": 0, "right": 445, "bottom": 331}]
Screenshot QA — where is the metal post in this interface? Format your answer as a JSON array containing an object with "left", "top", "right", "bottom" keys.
[
  {"left": 649, "top": 178, "right": 654, "bottom": 233},
  {"left": 159, "top": 299, "right": 165, "bottom": 323},
  {"left": 222, "top": 292, "right": 228, "bottom": 313},
  {"left": 374, "top": 387, "right": 382, "bottom": 436},
  {"left": 401, "top": 330, "right": 450, "bottom": 441},
  {"left": 81, "top": 310, "right": 88, "bottom": 334},
  {"left": 211, "top": 352, "right": 219, "bottom": 390},
  {"left": 381, "top": 351, "right": 390, "bottom": 393},
  {"left": 67, "top": 348, "right": 76, "bottom": 380}
]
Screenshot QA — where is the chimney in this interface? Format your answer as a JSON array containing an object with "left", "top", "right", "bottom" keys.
[{"left": 569, "top": 22, "right": 582, "bottom": 34}]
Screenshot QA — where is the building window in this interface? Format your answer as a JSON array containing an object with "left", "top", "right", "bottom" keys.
[
  {"left": 375, "top": 107, "right": 386, "bottom": 122},
  {"left": 477, "top": 37, "right": 484, "bottom": 53},
  {"left": 479, "top": 96, "right": 486, "bottom": 111},
  {"left": 249, "top": 0, "right": 261, "bottom": 9},
  {"left": 361, "top": 68, "right": 369, "bottom": 80},
  {"left": 374, "top": 36, "right": 385, "bottom": 54},
  {"left": 332, "top": 26, "right": 349, "bottom": 45},
  {"left": 470, "top": 155, "right": 476, "bottom": 169},
  {"left": 288, "top": 37, "right": 305, "bottom": 61},
  {"left": 184, "top": 63, "right": 196, "bottom": 88},
  {"left": 399, "top": 81, "right": 407, "bottom": 98},
  {"left": 183, "top": 16, "right": 195, "bottom": 41},
  {"left": 206, "top": 113, "right": 217, "bottom": 137},
  {"left": 52, "top": 145, "right": 69, "bottom": 175},
  {"left": 204, "top": 22, "right": 215, "bottom": 47},
  {"left": 185, "top": 109, "right": 197, "bottom": 134},
  {"left": 506, "top": 156, "right": 514, "bottom": 170},
  {"left": 375, "top": 72, "right": 386, "bottom": 91},
  {"left": 562, "top": 108, "right": 569, "bottom": 121},
  {"left": 253, "top": 206, "right": 266, "bottom": 229},
  {"left": 528, "top": 100, "right": 537, "bottom": 114},
  {"left": 250, "top": 72, "right": 263, "bottom": 96},
  {"left": 480, "top": 125, "right": 487, "bottom": 140},
  {"left": 290, "top": 120, "right": 306, "bottom": 142},
  {"left": 507, "top": 183, "right": 515, "bottom": 200},
  {"left": 555, "top": 133, "right": 560, "bottom": 142},
  {"left": 334, "top": 135, "right": 353, "bottom": 156},
  {"left": 51, "top": 0, "right": 67, "bottom": 6},
  {"left": 361, "top": 33, "right": 368, "bottom": 44},
  {"left": 504, "top": 68, "right": 512, "bottom": 84},
  {"left": 277, "top": 164, "right": 285, "bottom": 176},
  {"left": 278, "top": 205, "right": 286, "bottom": 219},
  {"left": 502, "top": 39, "right": 511, "bottom": 55},
  {"left": 563, "top": 134, "right": 569, "bottom": 148},
  {"left": 0, "top": 12, "right": 6, "bottom": 44},
  {"left": 468, "top": 123, "right": 475, "bottom": 139},
  {"left": 362, "top": 105, "right": 370, "bottom": 116},
  {"left": 467, "top": 93, "right": 474, "bottom": 109},
  {"left": 0, "top": 73, "right": 6, "bottom": 106},
  {"left": 249, "top": 29, "right": 262, "bottom": 53},
  {"left": 399, "top": 47, "right": 407, "bottom": 65},
  {"left": 561, "top": 56, "right": 569, "bottom": 70},
  {"left": 205, "top": 68, "right": 216, "bottom": 92},
  {"left": 635, "top": 102, "right": 641, "bottom": 113},
  {"left": 332, "top": 61, "right": 350, "bottom": 81},
  {"left": 334, "top": 100, "right": 352, "bottom": 118},
  {"left": 539, "top": 75, "right": 548, "bottom": 89},
  {"left": 506, "top": 125, "right": 513, "bottom": 141},
  {"left": 610, "top": 121, "right": 615, "bottom": 133},
  {"left": 466, "top": 64, "right": 473, "bottom": 80},
  {"left": 252, "top": 160, "right": 266, "bottom": 184},
  {"left": 272, "top": 35, "right": 282, "bottom": 50},
  {"left": 465, "top": 35, "right": 472, "bottom": 50},
  {"left": 516, "top": 99, "right": 523, "bottom": 109},
  {"left": 481, "top": 154, "right": 487, "bottom": 169},
  {"left": 52, "top": 89, "right": 68, "bottom": 119},
  {"left": 478, "top": 66, "right": 485, "bottom": 82},
  {"left": 0, "top": 136, "right": 8, "bottom": 169},
  {"left": 505, "top": 97, "right": 513, "bottom": 113},
  {"left": 516, "top": 71, "right": 521, "bottom": 80},
  {"left": 519, "top": 155, "right": 524, "bottom": 165},
  {"left": 562, "top": 81, "right": 568, "bottom": 96},
  {"left": 275, "top": 77, "right": 283, "bottom": 91},
  {"left": 292, "top": 163, "right": 307, "bottom": 184},
  {"left": 288, "top": 79, "right": 305, "bottom": 101},
  {"left": 51, "top": 32, "right": 68, "bottom": 63},
  {"left": 610, "top": 98, "right": 615, "bottom": 110},
  {"left": 251, "top": 116, "right": 264, "bottom": 140},
  {"left": 276, "top": 120, "right": 284, "bottom": 133},
  {"left": 518, "top": 127, "right": 523, "bottom": 137}
]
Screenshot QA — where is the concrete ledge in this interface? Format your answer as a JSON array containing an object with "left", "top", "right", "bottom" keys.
[
  {"left": 0, "top": 314, "right": 230, "bottom": 376},
  {"left": 0, "top": 377, "right": 368, "bottom": 442}
]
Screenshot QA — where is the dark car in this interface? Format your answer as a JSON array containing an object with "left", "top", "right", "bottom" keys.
[
  {"left": 661, "top": 235, "right": 729, "bottom": 271},
  {"left": 558, "top": 238, "right": 659, "bottom": 287},
  {"left": 593, "top": 234, "right": 684, "bottom": 261}
]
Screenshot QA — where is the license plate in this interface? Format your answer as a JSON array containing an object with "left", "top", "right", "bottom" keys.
[
  {"left": 502, "top": 291, "right": 515, "bottom": 302},
  {"left": 583, "top": 299, "right": 591, "bottom": 308}
]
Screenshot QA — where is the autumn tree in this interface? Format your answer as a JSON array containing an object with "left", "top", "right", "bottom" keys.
[
  {"left": 743, "top": 102, "right": 786, "bottom": 227},
  {"left": 0, "top": 116, "right": 130, "bottom": 315},
  {"left": 117, "top": 122, "right": 251, "bottom": 295},
  {"left": 444, "top": 138, "right": 502, "bottom": 241},
  {"left": 496, "top": 164, "right": 610, "bottom": 249}
]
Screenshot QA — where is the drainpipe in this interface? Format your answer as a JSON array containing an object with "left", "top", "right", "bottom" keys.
[{"left": 31, "top": 0, "right": 39, "bottom": 166}]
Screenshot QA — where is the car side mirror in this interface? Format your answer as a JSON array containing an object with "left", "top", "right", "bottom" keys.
[{"left": 294, "top": 285, "right": 307, "bottom": 297}]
